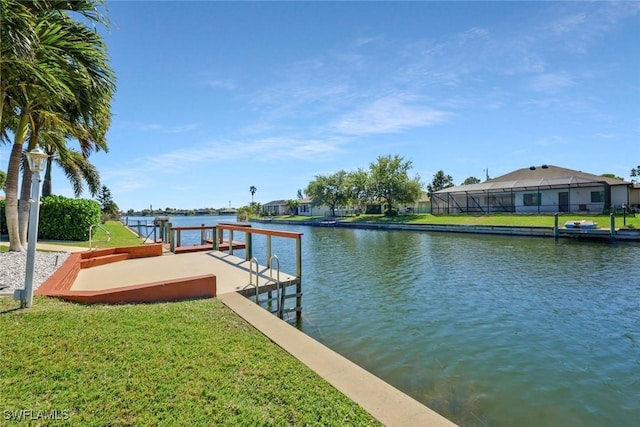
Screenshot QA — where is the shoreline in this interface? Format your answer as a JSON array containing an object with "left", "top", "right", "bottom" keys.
[{"left": 251, "top": 218, "right": 640, "bottom": 242}]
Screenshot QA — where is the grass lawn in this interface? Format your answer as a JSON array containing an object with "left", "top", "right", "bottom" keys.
[
  {"left": 338, "top": 213, "right": 640, "bottom": 228},
  {"left": 265, "top": 212, "right": 639, "bottom": 228},
  {"left": 39, "top": 220, "right": 144, "bottom": 249},
  {"left": 0, "top": 296, "right": 380, "bottom": 426}
]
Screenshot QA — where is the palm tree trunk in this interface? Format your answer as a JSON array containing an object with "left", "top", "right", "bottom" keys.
[
  {"left": 18, "top": 166, "right": 33, "bottom": 248},
  {"left": 42, "top": 156, "right": 53, "bottom": 197},
  {"left": 5, "top": 142, "right": 26, "bottom": 252}
]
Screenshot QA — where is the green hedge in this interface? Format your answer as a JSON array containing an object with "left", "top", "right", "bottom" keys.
[{"left": 39, "top": 195, "right": 101, "bottom": 241}]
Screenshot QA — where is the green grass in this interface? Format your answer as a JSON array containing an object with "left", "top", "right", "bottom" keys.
[
  {"left": 40, "top": 220, "right": 144, "bottom": 248},
  {"left": 338, "top": 213, "right": 640, "bottom": 229},
  {"left": 270, "top": 215, "right": 325, "bottom": 221},
  {"left": 0, "top": 297, "right": 380, "bottom": 426}
]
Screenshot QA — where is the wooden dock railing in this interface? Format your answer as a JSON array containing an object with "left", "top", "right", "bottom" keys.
[{"left": 215, "top": 223, "right": 303, "bottom": 280}]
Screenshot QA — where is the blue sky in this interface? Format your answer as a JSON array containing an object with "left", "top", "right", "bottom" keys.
[{"left": 8, "top": 1, "right": 639, "bottom": 211}]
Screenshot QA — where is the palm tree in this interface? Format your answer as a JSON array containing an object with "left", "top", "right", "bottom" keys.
[
  {"left": 285, "top": 199, "right": 300, "bottom": 216},
  {"left": 42, "top": 145, "right": 101, "bottom": 198},
  {"left": 1, "top": 0, "right": 114, "bottom": 251},
  {"left": 250, "top": 185, "right": 257, "bottom": 204}
]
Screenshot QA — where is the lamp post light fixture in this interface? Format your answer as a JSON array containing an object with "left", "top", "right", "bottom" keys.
[{"left": 14, "top": 147, "right": 48, "bottom": 308}]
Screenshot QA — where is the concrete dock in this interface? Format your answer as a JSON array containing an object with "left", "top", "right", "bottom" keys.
[{"left": 71, "top": 250, "right": 296, "bottom": 295}]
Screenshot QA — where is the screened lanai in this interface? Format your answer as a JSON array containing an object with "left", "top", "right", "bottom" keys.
[{"left": 431, "top": 165, "right": 631, "bottom": 215}]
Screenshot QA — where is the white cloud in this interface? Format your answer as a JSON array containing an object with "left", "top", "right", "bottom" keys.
[
  {"left": 204, "top": 78, "right": 236, "bottom": 91},
  {"left": 331, "top": 94, "right": 451, "bottom": 135},
  {"left": 530, "top": 73, "right": 575, "bottom": 92},
  {"left": 547, "top": 13, "right": 587, "bottom": 35},
  {"left": 135, "top": 123, "right": 198, "bottom": 134},
  {"left": 535, "top": 135, "right": 567, "bottom": 146}
]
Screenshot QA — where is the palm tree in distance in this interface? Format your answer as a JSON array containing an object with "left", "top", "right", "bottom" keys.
[{"left": 250, "top": 185, "right": 257, "bottom": 205}]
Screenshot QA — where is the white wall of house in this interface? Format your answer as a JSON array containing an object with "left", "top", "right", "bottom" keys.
[
  {"left": 610, "top": 185, "right": 629, "bottom": 209},
  {"left": 629, "top": 185, "right": 640, "bottom": 208},
  {"left": 299, "top": 204, "right": 333, "bottom": 217},
  {"left": 515, "top": 185, "right": 628, "bottom": 213}
]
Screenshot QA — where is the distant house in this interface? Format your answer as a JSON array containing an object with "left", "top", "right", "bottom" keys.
[
  {"left": 406, "top": 192, "right": 431, "bottom": 214},
  {"left": 298, "top": 198, "right": 332, "bottom": 217},
  {"left": 431, "top": 165, "right": 631, "bottom": 215},
  {"left": 262, "top": 200, "right": 288, "bottom": 216},
  {"left": 218, "top": 208, "right": 237, "bottom": 216}
]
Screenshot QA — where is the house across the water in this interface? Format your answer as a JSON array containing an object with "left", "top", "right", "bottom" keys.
[{"left": 431, "top": 165, "right": 632, "bottom": 215}]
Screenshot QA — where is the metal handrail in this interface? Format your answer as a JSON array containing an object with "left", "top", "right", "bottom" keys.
[
  {"left": 89, "top": 223, "right": 111, "bottom": 251},
  {"left": 249, "top": 256, "right": 260, "bottom": 303},
  {"left": 269, "top": 255, "right": 282, "bottom": 317}
]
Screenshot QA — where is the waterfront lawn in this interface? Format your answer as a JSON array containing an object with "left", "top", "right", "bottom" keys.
[
  {"left": 40, "top": 220, "right": 143, "bottom": 248},
  {"left": 341, "top": 213, "right": 640, "bottom": 228},
  {"left": 270, "top": 215, "right": 324, "bottom": 221},
  {"left": 0, "top": 296, "right": 379, "bottom": 426}
]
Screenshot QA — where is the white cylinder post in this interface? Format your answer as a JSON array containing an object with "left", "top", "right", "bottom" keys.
[
  {"left": 15, "top": 147, "right": 48, "bottom": 308},
  {"left": 21, "top": 170, "right": 43, "bottom": 308}
]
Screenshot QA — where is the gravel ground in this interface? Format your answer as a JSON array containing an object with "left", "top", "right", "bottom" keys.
[{"left": 0, "top": 251, "right": 70, "bottom": 294}]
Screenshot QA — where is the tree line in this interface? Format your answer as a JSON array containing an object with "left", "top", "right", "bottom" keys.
[{"left": 304, "top": 154, "right": 456, "bottom": 216}]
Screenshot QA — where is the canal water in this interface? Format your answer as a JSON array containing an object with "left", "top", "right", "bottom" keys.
[{"left": 127, "top": 216, "right": 640, "bottom": 426}]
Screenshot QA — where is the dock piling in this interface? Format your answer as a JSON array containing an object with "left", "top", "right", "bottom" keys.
[{"left": 610, "top": 213, "right": 616, "bottom": 243}]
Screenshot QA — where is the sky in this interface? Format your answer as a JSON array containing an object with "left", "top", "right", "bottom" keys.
[{"left": 4, "top": 1, "right": 638, "bottom": 212}]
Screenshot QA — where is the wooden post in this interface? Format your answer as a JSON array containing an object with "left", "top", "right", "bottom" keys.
[
  {"left": 554, "top": 213, "right": 559, "bottom": 242},
  {"left": 168, "top": 223, "right": 174, "bottom": 253},
  {"left": 213, "top": 226, "right": 219, "bottom": 250},
  {"left": 229, "top": 229, "right": 234, "bottom": 255},
  {"left": 610, "top": 213, "right": 616, "bottom": 243},
  {"left": 245, "top": 230, "right": 252, "bottom": 261},
  {"left": 200, "top": 224, "right": 205, "bottom": 244},
  {"left": 266, "top": 235, "right": 272, "bottom": 268},
  {"left": 176, "top": 229, "right": 181, "bottom": 248},
  {"left": 296, "top": 237, "right": 302, "bottom": 321}
]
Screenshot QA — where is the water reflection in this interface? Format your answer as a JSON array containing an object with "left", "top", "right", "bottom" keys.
[{"left": 255, "top": 224, "right": 640, "bottom": 427}]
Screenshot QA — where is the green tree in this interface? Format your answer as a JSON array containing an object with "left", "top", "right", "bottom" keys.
[
  {"left": 346, "top": 168, "right": 370, "bottom": 212},
  {"left": 96, "top": 186, "right": 113, "bottom": 211},
  {"left": 462, "top": 176, "right": 481, "bottom": 185},
  {"left": 0, "top": 169, "right": 5, "bottom": 193},
  {"left": 96, "top": 186, "right": 118, "bottom": 220},
  {"left": 1, "top": 0, "right": 114, "bottom": 251},
  {"left": 305, "top": 170, "right": 349, "bottom": 217},
  {"left": 601, "top": 173, "right": 624, "bottom": 181},
  {"left": 368, "top": 155, "right": 422, "bottom": 216},
  {"left": 629, "top": 165, "right": 639, "bottom": 183},
  {"left": 42, "top": 146, "right": 101, "bottom": 198},
  {"left": 427, "top": 170, "right": 454, "bottom": 195}
]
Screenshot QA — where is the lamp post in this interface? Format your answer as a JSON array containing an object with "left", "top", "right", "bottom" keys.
[{"left": 14, "top": 147, "right": 48, "bottom": 308}]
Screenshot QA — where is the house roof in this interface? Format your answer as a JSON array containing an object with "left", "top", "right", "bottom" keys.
[
  {"left": 263, "top": 200, "right": 287, "bottom": 206},
  {"left": 435, "top": 165, "right": 630, "bottom": 194}
]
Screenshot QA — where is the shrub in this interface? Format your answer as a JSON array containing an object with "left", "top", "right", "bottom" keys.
[{"left": 39, "top": 195, "right": 101, "bottom": 241}]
